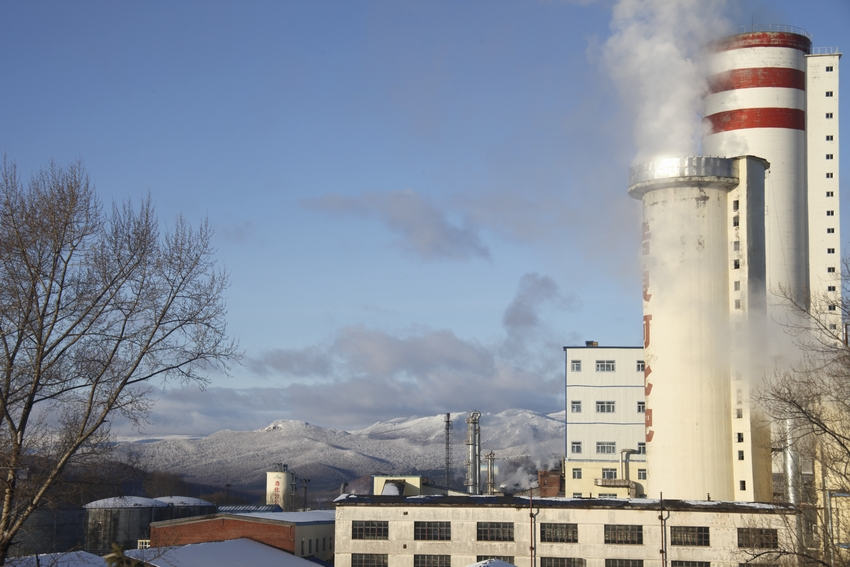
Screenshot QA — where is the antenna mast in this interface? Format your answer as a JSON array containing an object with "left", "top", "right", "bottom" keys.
[{"left": 444, "top": 413, "right": 453, "bottom": 487}]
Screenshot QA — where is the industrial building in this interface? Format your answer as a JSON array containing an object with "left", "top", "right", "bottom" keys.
[
  {"left": 562, "top": 344, "right": 647, "bottom": 499},
  {"left": 334, "top": 494, "right": 796, "bottom": 567},
  {"left": 148, "top": 509, "right": 336, "bottom": 562}
]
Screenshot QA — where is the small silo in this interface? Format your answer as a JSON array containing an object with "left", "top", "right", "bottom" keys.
[
  {"left": 154, "top": 496, "right": 216, "bottom": 520},
  {"left": 84, "top": 496, "right": 169, "bottom": 554}
]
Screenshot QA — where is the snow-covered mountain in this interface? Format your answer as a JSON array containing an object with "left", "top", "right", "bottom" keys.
[{"left": 120, "top": 409, "right": 566, "bottom": 495}]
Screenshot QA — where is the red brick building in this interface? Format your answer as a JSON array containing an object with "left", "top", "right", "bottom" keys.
[{"left": 149, "top": 510, "right": 335, "bottom": 563}]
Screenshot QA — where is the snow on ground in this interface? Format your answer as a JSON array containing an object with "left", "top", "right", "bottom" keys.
[{"left": 118, "top": 409, "right": 566, "bottom": 493}]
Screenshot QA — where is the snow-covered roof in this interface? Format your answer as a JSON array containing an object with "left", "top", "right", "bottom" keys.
[
  {"left": 125, "top": 538, "right": 317, "bottom": 567},
  {"left": 233, "top": 509, "right": 335, "bottom": 523},
  {"left": 154, "top": 496, "right": 214, "bottom": 507},
  {"left": 466, "top": 561, "right": 517, "bottom": 567},
  {"left": 84, "top": 496, "right": 168, "bottom": 509},
  {"left": 7, "top": 551, "right": 106, "bottom": 567}
]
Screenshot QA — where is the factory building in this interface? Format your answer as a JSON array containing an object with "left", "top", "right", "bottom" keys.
[
  {"left": 612, "top": 27, "right": 842, "bottom": 504},
  {"left": 334, "top": 494, "right": 796, "bottom": 567},
  {"left": 562, "top": 344, "right": 647, "bottom": 499}
]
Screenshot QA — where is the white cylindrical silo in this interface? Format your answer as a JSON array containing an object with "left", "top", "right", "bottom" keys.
[
  {"left": 703, "top": 29, "right": 812, "bottom": 313},
  {"left": 629, "top": 156, "right": 738, "bottom": 501}
]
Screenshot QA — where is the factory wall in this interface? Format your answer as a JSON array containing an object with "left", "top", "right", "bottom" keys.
[{"left": 335, "top": 495, "right": 796, "bottom": 567}]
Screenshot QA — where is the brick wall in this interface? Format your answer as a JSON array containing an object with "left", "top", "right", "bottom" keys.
[{"left": 150, "top": 517, "right": 296, "bottom": 552}]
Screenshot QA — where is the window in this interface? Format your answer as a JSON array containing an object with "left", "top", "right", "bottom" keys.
[
  {"left": 637, "top": 401, "right": 645, "bottom": 413},
  {"left": 828, "top": 248, "right": 836, "bottom": 254},
  {"left": 733, "top": 199, "right": 739, "bottom": 211},
  {"left": 735, "top": 299, "right": 741, "bottom": 309},
  {"left": 828, "top": 228, "right": 835, "bottom": 233},
  {"left": 571, "top": 400, "right": 582, "bottom": 413},
  {"left": 414, "top": 556, "right": 451, "bottom": 567},
  {"left": 733, "top": 240, "right": 740, "bottom": 251},
  {"left": 541, "top": 559, "right": 585, "bottom": 567},
  {"left": 636, "top": 360, "right": 645, "bottom": 371},
  {"left": 738, "top": 450, "right": 745, "bottom": 460},
  {"left": 571, "top": 360, "right": 582, "bottom": 372},
  {"left": 572, "top": 492, "right": 582, "bottom": 498},
  {"left": 599, "top": 493, "right": 618, "bottom": 498},
  {"left": 596, "top": 401, "right": 615, "bottom": 413},
  {"left": 828, "top": 305, "right": 837, "bottom": 311},
  {"left": 414, "top": 522, "right": 450, "bottom": 541},
  {"left": 827, "top": 172, "right": 834, "bottom": 178},
  {"left": 670, "top": 526, "right": 710, "bottom": 546},
  {"left": 740, "top": 480, "right": 747, "bottom": 490},
  {"left": 477, "top": 522, "right": 514, "bottom": 541},
  {"left": 309, "top": 540, "right": 312, "bottom": 553},
  {"left": 596, "top": 360, "right": 615, "bottom": 372},
  {"left": 733, "top": 259, "right": 740, "bottom": 269},
  {"left": 301, "top": 540, "right": 304, "bottom": 555},
  {"left": 828, "top": 286, "right": 836, "bottom": 292},
  {"left": 352, "top": 521, "right": 388, "bottom": 540},
  {"left": 831, "top": 324, "right": 838, "bottom": 330},
  {"left": 477, "top": 557, "right": 513, "bottom": 564},
  {"left": 733, "top": 215, "right": 740, "bottom": 227},
  {"left": 829, "top": 267, "right": 836, "bottom": 273},
  {"left": 540, "top": 523, "right": 579, "bottom": 543},
  {"left": 571, "top": 442, "right": 582, "bottom": 454},
  {"left": 827, "top": 113, "right": 834, "bottom": 119},
  {"left": 352, "top": 555, "right": 388, "bottom": 567},
  {"left": 637, "top": 442, "right": 646, "bottom": 454},
  {"left": 738, "top": 528, "right": 778, "bottom": 548},
  {"left": 606, "top": 561, "right": 643, "bottom": 567},
  {"left": 638, "top": 469, "right": 647, "bottom": 480},
  {"left": 734, "top": 281, "right": 740, "bottom": 291},
  {"left": 736, "top": 433, "right": 744, "bottom": 442},
  {"left": 826, "top": 91, "right": 834, "bottom": 97},
  {"left": 672, "top": 563, "right": 710, "bottom": 567},
  {"left": 827, "top": 154, "right": 834, "bottom": 160},
  {"left": 572, "top": 468, "right": 582, "bottom": 479},
  {"left": 827, "top": 191, "right": 834, "bottom": 197},
  {"left": 827, "top": 135, "right": 834, "bottom": 141},
  {"left": 602, "top": 468, "right": 617, "bottom": 479},
  {"left": 597, "top": 442, "right": 616, "bottom": 454},
  {"left": 323, "top": 538, "right": 326, "bottom": 551},
  {"left": 604, "top": 525, "right": 643, "bottom": 544},
  {"left": 827, "top": 65, "right": 834, "bottom": 71},
  {"left": 827, "top": 210, "right": 835, "bottom": 216},
  {"left": 736, "top": 408, "right": 743, "bottom": 418}
]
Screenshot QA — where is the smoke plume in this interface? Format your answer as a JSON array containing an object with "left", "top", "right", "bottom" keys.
[{"left": 602, "top": 0, "right": 733, "bottom": 162}]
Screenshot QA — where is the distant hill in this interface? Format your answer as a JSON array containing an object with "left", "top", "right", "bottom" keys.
[{"left": 119, "top": 409, "right": 567, "bottom": 498}]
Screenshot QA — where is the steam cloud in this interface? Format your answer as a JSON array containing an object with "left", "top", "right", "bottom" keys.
[{"left": 602, "top": 0, "right": 733, "bottom": 162}]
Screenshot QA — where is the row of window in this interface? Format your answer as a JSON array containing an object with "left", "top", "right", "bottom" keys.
[
  {"left": 572, "top": 467, "right": 647, "bottom": 481},
  {"left": 352, "top": 522, "right": 776, "bottom": 548},
  {"left": 570, "top": 400, "right": 645, "bottom": 414},
  {"left": 570, "top": 360, "right": 645, "bottom": 372},
  {"left": 570, "top": 441, "right": 646, "bottom": 454},
  {"left": 355, "top": 556, "right": 763, "bottom": 567},
  {"left": 301, "top": 536, "right": 332, "bottom": 555}
]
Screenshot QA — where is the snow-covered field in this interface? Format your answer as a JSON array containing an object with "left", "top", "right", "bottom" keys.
[{"left": 119, "top": 409, "right": 567, "bottom": 494}]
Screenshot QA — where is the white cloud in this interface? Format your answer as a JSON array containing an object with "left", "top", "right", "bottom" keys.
[{"left": 303, "top": 189, "right": 490, "bottom": 261}]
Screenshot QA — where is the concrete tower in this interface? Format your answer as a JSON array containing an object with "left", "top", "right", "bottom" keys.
[
  {"left": 703, "top": 29, "right": 812, "bottom": 319},
  {"left": 629, "top": 156, "right": 772, "bottom": 501}
]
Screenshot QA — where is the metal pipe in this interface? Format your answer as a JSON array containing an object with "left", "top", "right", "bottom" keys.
[{"left": 465, "top": 411, "right": 481, "bottom": 494}]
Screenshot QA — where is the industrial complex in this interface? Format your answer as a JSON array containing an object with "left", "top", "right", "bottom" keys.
[{"left": 7, "top": 24, "right": 845, "bottom": 567}]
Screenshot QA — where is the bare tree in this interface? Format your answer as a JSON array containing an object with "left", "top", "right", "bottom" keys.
[
  {"left": 0, "top": 159, "right": 239, "bottom": 563},
  {"left": 756, "top": 263, "right": 850, "bottom": 566}
]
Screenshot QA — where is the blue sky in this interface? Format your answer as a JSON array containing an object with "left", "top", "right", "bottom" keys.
[{"left": 2, "top": 0, "right": 847, "bottom": 435}]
